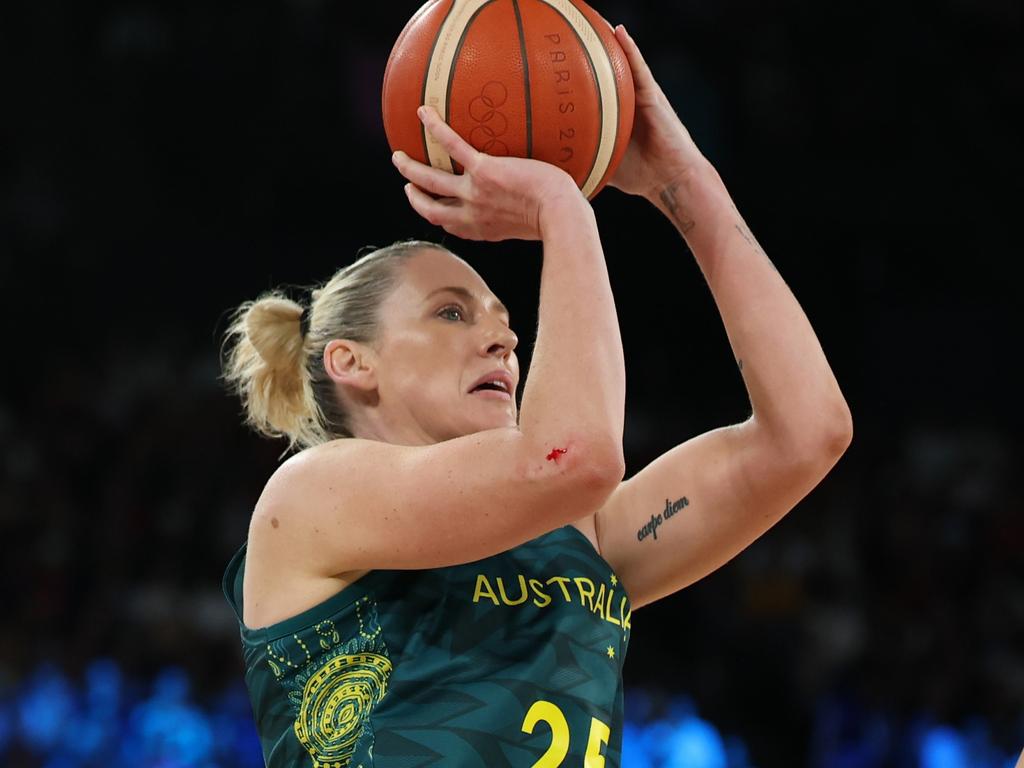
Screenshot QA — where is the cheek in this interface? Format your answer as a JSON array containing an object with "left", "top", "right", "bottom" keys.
[
  {"left": 392, "top": 349, "right": 458, "bottom": 399},
  {"left": 379, "top": 328, "right": 470, "bottom": 404}
]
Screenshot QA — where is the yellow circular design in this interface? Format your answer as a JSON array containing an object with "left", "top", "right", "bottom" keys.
[{"left": 293, "top": 652, "right": 392, "bottom": 766}]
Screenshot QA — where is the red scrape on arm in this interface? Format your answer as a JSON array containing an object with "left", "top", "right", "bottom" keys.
[{"left": 545, "top": 447, "right": 568, "bottom": 462}]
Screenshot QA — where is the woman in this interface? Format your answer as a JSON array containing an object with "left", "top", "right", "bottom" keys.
[{"left": 220, "top": 26, "right": 852, "bottom": 767}]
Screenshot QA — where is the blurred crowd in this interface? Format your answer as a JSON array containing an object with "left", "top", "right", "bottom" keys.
[{"left": 1, "top": 659, "right": 1016, "bottom": 767}]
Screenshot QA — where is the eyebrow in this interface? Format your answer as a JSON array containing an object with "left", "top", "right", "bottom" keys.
[{"left": 423, "top": 286, "right": 509, "bottom": 319}]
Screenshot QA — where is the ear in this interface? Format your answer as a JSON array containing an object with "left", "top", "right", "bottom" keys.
[{"left": 323, "top": 338, "right": 378, "bottom": 393}]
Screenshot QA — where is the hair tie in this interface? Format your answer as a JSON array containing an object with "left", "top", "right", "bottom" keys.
[{"left": 298, "top": 306, "right": 311, "bottom": 339}]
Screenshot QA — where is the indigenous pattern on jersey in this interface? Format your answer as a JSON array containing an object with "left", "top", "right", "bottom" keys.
[{"left": 223, "top": 525, "right": 632, "bottom": 768}]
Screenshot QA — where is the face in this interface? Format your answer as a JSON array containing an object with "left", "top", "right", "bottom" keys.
[{"left": 367, "top": 248, "right": 520, "bottom": 443}]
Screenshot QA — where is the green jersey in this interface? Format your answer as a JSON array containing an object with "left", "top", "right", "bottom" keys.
[{"left": 222, "top": 524, "right": 632, "bottom": 767}]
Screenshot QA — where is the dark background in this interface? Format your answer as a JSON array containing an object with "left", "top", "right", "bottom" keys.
[{"left": 2, "top": 0, "right": 1021, "bottom": 765}]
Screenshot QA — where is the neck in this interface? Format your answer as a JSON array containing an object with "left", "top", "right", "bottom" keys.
[{"left": 350, "top": 406, "right": 438, "bottom": 446}]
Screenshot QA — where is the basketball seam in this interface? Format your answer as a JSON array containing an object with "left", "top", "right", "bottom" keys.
[
  {"left": 511, "top": 0, "right": 534, "bottom": 159},
  {"left": 536, "top": 0, "right": 619, "bottom": 197},
  {"left": 549, "top": 0, "right": 603, "bottom": 196},
  {"left": 418, "top": 0, "right": 618, "bottom": 195},
  {"left": 583, "top": 7, "right": 622, "bottom": 195},
  {"left": 421, "top": 0, "right": 460, "bottom": 168},
  {"left": 446, "top": 0, "right": 500, "bottom": 173}
]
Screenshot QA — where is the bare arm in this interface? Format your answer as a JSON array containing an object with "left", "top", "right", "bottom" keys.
[
  {"left": 594, "top": 26, "right": 851, "bottom": 608},
  {"left": 519, "top": 186, "right": 625, "bottom": 458},
  {"left": 256, "top": 108, "right": 625, "bottom": 578},
  {"left": 657, "top": 163, "right": 852, "bottom": 456}
]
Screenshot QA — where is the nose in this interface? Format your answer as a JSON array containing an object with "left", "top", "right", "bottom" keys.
[{"left": 479, "top": 318, "right": 518, "bottom": 359}]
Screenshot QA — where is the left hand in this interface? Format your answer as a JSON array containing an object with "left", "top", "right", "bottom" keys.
[{"left": 608, "top": 25, "right": 711, "bottom": 200}]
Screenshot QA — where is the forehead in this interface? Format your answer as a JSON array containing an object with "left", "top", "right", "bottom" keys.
[{"left": 390, "top": 249, "right": 506, "bottom": 314}]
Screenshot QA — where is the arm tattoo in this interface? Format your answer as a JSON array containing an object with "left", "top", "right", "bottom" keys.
[
  {"left": 659, "top": 184, "right": 696, "bottom": 234},
  {"left": 636, "top": 496, "right": 690, "bottom": 542},
  {"left": 735, "top": 222, "right": 779, "bottom": 273}
]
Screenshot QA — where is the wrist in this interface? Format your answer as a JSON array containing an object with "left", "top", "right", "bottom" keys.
[
  {"left": 649, "top": 158, "right": 719, "bottom": 206},
  {"left": 538, "top": 180, "right": 593, "bottom": 238},
  {"left": 649, "top": 160, "right": 727, "bottom": 231}
]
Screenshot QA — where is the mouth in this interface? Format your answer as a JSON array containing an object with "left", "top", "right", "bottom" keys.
[
  {"left": 470, "top": 388, "right": 513, "bottom": 402},
  {"left": 468, "top": 371, "right": 515, "bottom": 402}
]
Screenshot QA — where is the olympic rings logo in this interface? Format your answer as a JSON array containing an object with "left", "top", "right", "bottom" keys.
[{"left": 468, "top": 81, "right": 510, "bottom": 156}]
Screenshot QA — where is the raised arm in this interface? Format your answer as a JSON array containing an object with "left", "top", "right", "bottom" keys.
[
  {"left": 254, "top": 107, "right": 625, "bottom": 581},
  {"left": 394, "top": 108, "right": 625, "bottom": 462},
  {"left": 594, "top": 26, "right": 852, "bottom": 609}
]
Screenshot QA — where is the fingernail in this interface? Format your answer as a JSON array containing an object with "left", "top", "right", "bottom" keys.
[
  {"left": 417, "top": 106, "right": 427, "bottom": 119},
  {"left": 391, "top": 150, "right": 400, "bottom": 164}
]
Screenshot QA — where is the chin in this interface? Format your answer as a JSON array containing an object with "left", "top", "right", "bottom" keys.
[{"left": 473, "top": 409, "right": 518, "bottom": 433}]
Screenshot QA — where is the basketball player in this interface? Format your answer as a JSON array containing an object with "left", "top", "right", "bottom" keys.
[{"left": 221, "top": 26, "right": 852, "bottom": 767}]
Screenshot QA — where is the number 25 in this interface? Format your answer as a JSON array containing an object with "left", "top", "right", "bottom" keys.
[{"left": 521, "top": 700, "right": 611, "bottom": 767}]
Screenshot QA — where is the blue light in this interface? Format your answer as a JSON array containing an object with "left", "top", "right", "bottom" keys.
[
  {"left": 16, "top": 664, "right": 75, "bottom": 751},
  {"left": 663, "top": 715, "right": 728, "bottom": 768},
  {"left": 1, "top": 660, "right": 1019, "bottom": 768},
  {"left": 622, "top": 694, "right": 743, "bottom": 768},
  {"left": 920, "top": 725, "right": 969, "bottom": 768},
  {"left": 120, "top": 669, "right": 215, "bottom": 766}
]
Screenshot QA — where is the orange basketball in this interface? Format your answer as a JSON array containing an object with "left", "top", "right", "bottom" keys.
[{"left": 382, "top": 0, "right": 634, "bottom": 200}]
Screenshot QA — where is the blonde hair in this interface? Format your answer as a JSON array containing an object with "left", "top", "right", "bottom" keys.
[{"left": 220, "top": 240, "right": 445, "bottom": 454}]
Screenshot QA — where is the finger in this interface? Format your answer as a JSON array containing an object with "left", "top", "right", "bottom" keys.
[
  {"left": 615, "top": 25, "right": 663, "bottom": 96},
  {"left": 392, "top": 150, "right": 465, "bottom": 198},
  {"left": 418, "top": 106, "right": 482, "bottom": 173},
  {"left": 402, "top": 182, "right": 463, "bottom": 229}
]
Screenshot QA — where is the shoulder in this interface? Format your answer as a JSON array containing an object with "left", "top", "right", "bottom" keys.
[
  {"left": 259, "top": 437, "right": 374, "bottom": 510},
  {"left": 248, "top": 438, "right": 376, "bottom": 570},
  {"left": 244, "top": 439, "right": 377, "bottom": 626}
]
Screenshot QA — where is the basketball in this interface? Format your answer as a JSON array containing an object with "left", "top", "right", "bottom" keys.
[{"left": 382, "top": 0, "right": 635, "bottom": 200}]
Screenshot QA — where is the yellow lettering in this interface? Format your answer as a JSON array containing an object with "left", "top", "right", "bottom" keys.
[
  {"left": 593, "top": 583, "right": 607, "bottom": 619},
  {"left": 522, "top": 700, "right": 570, "bottom": 767},
  {"left": 584, "top": 716, "right": 611, "bottom": 767},
  {"left": 529, "top": 578, "right": 552, "bottom": 608},
  {"left": 473, "top": 574, "right": 500, "bottom": 605},
  {"left": 619, "top": 596, "right": 632, "bottom": 630},
  {"left": 604, "top": 589, "right": 620, "bottom": 626},
  {"left": 574, "top": 577, "right": 596, "bottom": 611},
  {"left": 547, "top": 576, "right": 573, "bottom": 602},
  {"left": 497, "top": 575, "right": 529, "bottom": 606}
]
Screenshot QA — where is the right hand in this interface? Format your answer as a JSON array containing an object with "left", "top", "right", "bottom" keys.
[
  {"left": 606, "top": 26, "right": 710, "bottom": 202},
  {"left": 392, "top": 106, "right": 587, "bottom": 242}
]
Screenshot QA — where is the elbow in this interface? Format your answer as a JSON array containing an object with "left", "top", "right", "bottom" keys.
[
  {"left": 764, "top": 396, "right": 853, "bottom": 470},
  {"left": 823, "top": 396, "right": 854, "bottom": 459},
  {"left": 593, "top": 436, "right": 627, "bottom": 484},
  {"left": 547, "top": 432, "right": 624, "bottom": 508},
  {"left": 577, "top": 434, "right": 626, "bottom": 500},
  {"left": 797, "top": 397, "right": 853, "bottom": 469},
  {"left": 519, "top": 430, "right": 624, "bottom": 516}
]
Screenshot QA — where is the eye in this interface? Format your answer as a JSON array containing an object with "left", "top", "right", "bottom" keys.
[{"left": 437, "top": 304, "right": 467, "bottom": 322}]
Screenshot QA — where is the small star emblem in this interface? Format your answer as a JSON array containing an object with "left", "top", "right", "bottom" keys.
[
  {"left": 610, "top": 574, "right": 618, "bottom": 586},
  {"left": 606, "top": 646, "right": 616, "bottom": 659}
]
